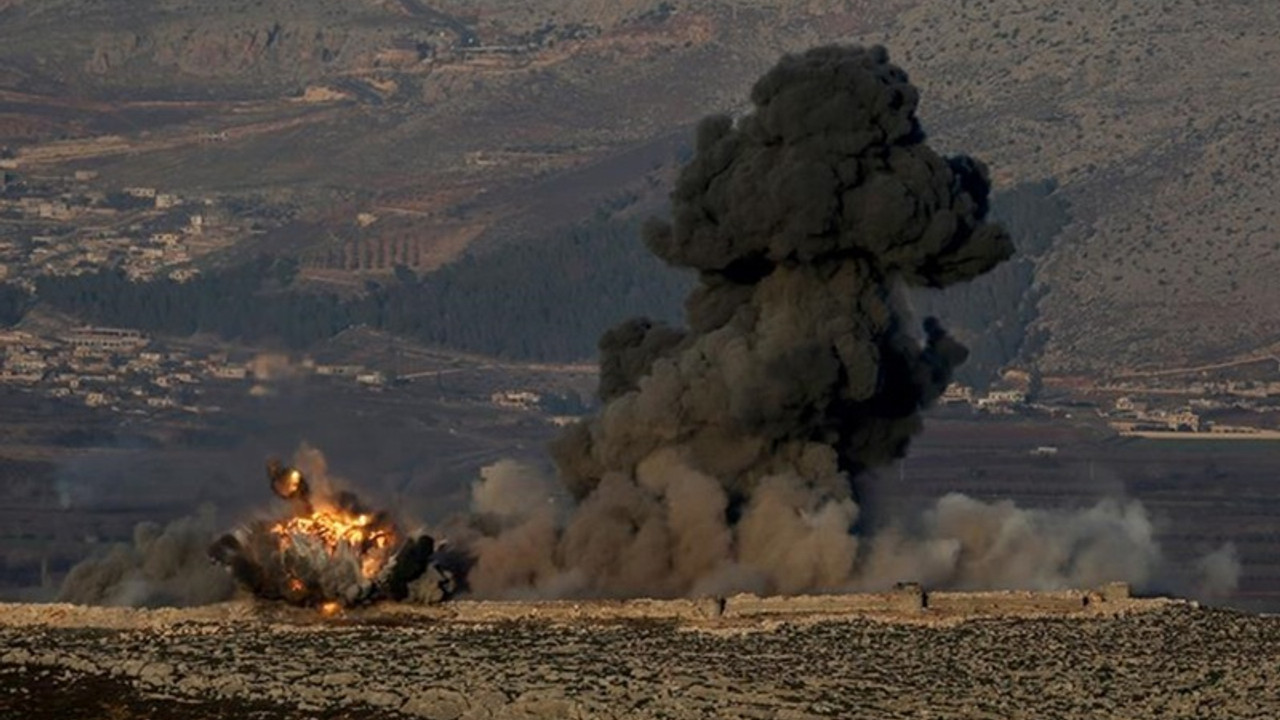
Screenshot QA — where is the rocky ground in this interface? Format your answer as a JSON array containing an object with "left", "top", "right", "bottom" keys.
[{"left": 0, "top": 598, "right": 1277, "bottom": 719}]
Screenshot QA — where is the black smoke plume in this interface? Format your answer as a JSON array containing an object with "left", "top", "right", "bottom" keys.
[
  {"left": 470, "top": 45, "right": 1014, "bottom": 597},
  {"left": 557, "top": 45, "right": 1011, "bottom": 496}
]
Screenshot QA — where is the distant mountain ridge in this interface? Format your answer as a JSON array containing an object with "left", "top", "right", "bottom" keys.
[{"left": 2, "top": 0, "right": 1277, "bottom": 380}]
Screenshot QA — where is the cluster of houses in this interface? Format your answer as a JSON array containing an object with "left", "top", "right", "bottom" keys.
[
  {"left": 0, "top": 165, "right": 254, "bottom": 286},
  {"left": 1103, "top": 395, "right": 1280, "bottom": 437},
  {"left": 1107, "top": 396, "right": 1203, "bottom": 433},
  {"left": 490, "top": 389, "right": 542, "bottom": 410},
  {"left": 940, "top": 383, "right": 1028, "bottom": 412},
  {"left": 937, "top": 362, "right": 1280, "bottom": 438},
  {"left": 0, "top": 326, "right": 386, "bottom": 413}
]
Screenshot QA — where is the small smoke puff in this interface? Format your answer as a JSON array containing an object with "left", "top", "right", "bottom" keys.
[
  {"left": 247, "top": 353, "right": 297, "bottom": 382},
  {"left": 471, "top": 460, "right": 559, "bottom": 524},
  {"left": 292, "top": 443, "right": 330, "bottom": 487},
  {"left": 1190, "top": 543, "right": 1240, "bottom": 601},
  {"left": 290, "top": 442, "right": 349, "bottom": 502}
]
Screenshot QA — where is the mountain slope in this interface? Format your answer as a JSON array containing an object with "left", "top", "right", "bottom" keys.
[
  {"left": 3, "top": 0, "right": 1278, "bottom": 377},
  {"left": 864, "top": 0, "right": 1280, "bottom": 374}
]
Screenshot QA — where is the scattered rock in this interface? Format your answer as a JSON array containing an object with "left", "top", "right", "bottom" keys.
[{"left": 402, "top": 688, "right": 470, "bottom": 719}]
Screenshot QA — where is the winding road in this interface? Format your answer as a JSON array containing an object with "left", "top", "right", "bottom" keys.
[{"left": 398, "top": 0, "right": 479, "bottom": 48}]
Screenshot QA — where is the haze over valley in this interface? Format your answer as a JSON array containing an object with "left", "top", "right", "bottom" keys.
[{"left": 0, "top": 0, "right": 1278, "bottom": 627}]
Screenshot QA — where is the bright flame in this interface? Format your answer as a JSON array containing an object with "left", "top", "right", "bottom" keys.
[
  {"left": 276, "top": 469, "right": 304, "bottom": 497},
  {"left": 210, "top": 457, "right": 451, "bottom": 611},
  {"left": 270, "top": 503, "right": 398, "bottom": 582},
  {"left": 320, "top": 601, "right": 342, "bottom": 617}
]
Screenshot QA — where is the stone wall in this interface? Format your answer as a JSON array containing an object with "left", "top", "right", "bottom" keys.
[{"left": 0, "top": 582, "right": 1172, "bottom": 630}]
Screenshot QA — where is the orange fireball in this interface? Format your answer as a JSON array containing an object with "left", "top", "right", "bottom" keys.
[
  {"left": 271, "top": 504, "right": 398, "bottom": 581},
  {"left": 210, "top": 457, "right": 456, "bottom": 610}
]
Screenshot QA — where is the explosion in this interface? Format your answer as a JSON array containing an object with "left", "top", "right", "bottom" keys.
[
  {"left": 209, "top": 458, "right": 456, "bottom": 608},
  {"left": 57, "top": 44, "right": 1239, "bottom": 610},
  {"left": 265, "top": 459, "right": 397, "bottom": 584},
  {"left": 460, "top": 44, "right": 1014, "bottom": 598}
]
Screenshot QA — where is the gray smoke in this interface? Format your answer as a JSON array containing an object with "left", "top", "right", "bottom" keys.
[
  {"left": 1189, "top": 543, "right": 1240, "bottom": 601},
  {"left": 464, "top": 45, "right": 1238, "bottom": 601},
  {"left": 861, "top": 495, "right": 1143, "bottom": 591},
  {"left": 468, "top": 45, "right": 1015, "bottom": 597},
  {"left": 857, "top": 494, "right": 1239, "bottom": 602},
  {"left": 58, "top": 505, "right": 234, "bottom": 607}
]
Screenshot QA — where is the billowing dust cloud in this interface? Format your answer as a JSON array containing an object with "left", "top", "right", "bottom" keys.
[
  {"left": 856, "top": 494, "right": 1238, "bottom": 600},
  {"left": 459, "top": 44, "right": 1237, "bottom": 601},
  {"left": 58, "top": 505, "right": 234, "bottom": 607},
  {"left": 467, "top": 44, "right": 1013, "bottom": 597}
]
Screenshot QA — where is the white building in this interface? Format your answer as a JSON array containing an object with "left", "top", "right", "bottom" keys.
[
  {"left": 491, "top": 390, "right": 542, "bottom": 410},
  {"left": 61, "top": 327, "right": 149, "bottom": 351},
  {"left": 211, "top": 365, "right": 249, "bottom": 380}
]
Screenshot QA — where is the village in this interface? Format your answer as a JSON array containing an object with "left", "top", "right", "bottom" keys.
[
  {"left": 0, "top": 320, "right": 595, "bottom": 421},
  {"left": 941, "top": 364, "right": 1280, "bottom": 440},
  {"left": 5, "top": 314, "right": 1280, "bottom": 438},
  {"left": 0, "top": 156, "right": 285, "bottom": 288},
  {"left": 5, "top": 157, "right": 1280, "bottom": 438},
  {"left": 0, "top": 325, "right": 390, "bottom": 415}
]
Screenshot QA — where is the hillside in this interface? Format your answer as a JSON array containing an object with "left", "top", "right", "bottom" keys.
[
  {"left": 868, "top": 0, "right": 1280, "bottom": 375},
  {"left": 1, "top": 0, "right": 1278, "bottom": 378}
]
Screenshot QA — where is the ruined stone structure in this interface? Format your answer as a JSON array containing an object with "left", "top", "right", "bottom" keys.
[{"left": 304, "top": 236, "right": 435, "bottom": 271}]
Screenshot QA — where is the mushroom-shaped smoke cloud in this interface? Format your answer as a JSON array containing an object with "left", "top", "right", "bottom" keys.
[{"left": 473, "top": 45, "right": 1015, "bottom": 597}]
